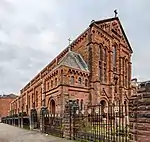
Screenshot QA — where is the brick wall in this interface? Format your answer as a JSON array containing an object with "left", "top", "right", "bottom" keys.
[
  {"left": 129, "top": 93, "right": 150, "bottom": 142},
  {"left": 0, "top": 98, "right": 15, "bottom": 117}
]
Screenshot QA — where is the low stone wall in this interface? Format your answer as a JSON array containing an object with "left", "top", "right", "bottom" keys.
[{"left": 129, "top": 93, "right": 150, "bottom": 142}]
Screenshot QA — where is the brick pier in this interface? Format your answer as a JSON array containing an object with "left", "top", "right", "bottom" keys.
[{"left": 129, "top": 94, "right": 150, "bottom": 142}]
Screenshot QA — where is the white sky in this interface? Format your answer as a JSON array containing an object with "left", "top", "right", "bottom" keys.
[{"left": 0, "top": 0, "right": 149, "bottom": 94}]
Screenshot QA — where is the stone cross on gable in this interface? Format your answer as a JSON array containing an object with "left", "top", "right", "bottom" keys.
[
  {"left": 68, "top": 38, "right": 71, "bottom": 45},
  {"left": 68, "top": 38, "right": 71, "bottom": 51},
  {"left": 114, "top": 9, "right": 118, "bottom": 17}
]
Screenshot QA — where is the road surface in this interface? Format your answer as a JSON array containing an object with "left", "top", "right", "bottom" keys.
[{"left": 0, "top": 123, "right": 73, "bottom": 142}]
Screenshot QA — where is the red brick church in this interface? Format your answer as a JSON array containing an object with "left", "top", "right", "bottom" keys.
[{"left": 10, "top": 16, "right": 133, "bottom": 125}]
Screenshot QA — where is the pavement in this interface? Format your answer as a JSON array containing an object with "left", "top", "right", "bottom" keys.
[{"left": 0, "top": 123, "right": 74, "bottom": 142}]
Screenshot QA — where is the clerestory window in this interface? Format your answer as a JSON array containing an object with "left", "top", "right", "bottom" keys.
[{"left": 70, "top": 76, "right": 74, "bottom": 84}]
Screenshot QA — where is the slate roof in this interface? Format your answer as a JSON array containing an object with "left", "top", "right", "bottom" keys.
[
  {"left": 137, "top": 80, "right": 150, "bottom": 92},
  {"left": 0, "top": 93, "right": 17, "bottom": 98},
  {"left": 58, "top": 50, "right": 89, "bottom": 72}
]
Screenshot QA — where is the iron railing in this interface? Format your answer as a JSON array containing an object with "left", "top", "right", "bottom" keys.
[
  {"left": 45, "top": 114, "right": 63, "bottom": 138},
  {"left": 72, "top": 103, "right": 129, "bottom": 142}
]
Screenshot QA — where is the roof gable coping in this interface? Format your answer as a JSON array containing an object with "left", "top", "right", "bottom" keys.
[{"left": 89, "top": 17, "right": 133, "bottom": 53}]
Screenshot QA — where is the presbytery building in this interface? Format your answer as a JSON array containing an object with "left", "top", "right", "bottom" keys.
[
  {"left": 10, "top": 16, "right": 133, "bottom": 127},
  {"left": 0, "top": 94, "right": 17, "bottom": 120}
]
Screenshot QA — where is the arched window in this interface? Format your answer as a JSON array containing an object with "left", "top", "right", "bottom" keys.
[
  {"left": 104, "top": 67, "right": 107, "bottom": 82},
  {"left": 99, "top": 45, "right": 103, "bottom": 81},
  {"left": 100, "top": 46, "right": 103, "bottom": 61},
  {"left": 104, "top": 48, "right": 107, "bottom": 82},
  {"left": 99, "top": 64, "right": 102, "bottom": 82},
  {"left": 41, "top": 88, "right": 42, "bottom": 106},
  {"left": 122, "top": 58, "right": 125, "bottom": 86},
  {"left": 78, "top": 77, "right": 82, "bottom": 84},
  {"left": 104, "top": 48, "right": 107, "bottom": 62},
  {"left": 55, "top": 78, "right": 57, "bottom": 86},
  {"left": 51, "top": 80, "right": 53, "bottom": 88},
  {"left": 61, "top": 70, "right": 63, "bottom": 83},
  {"left": 35, "top": 91, "right": 38, "bottom": 107},
  {"left": 32, "top": 93, "right": 34, "bottom": 104},
  {"left": 70, "top": 76, "right": 74, "bottom": 84},
  {"left": 119, "top": 57, "right": 121, "bottom": 85},
  {"left": 80, "top": 99, "right": 83, "bottom": 110},
  {"left": 113, "top": 46, "right": 117, "bottom": 67},
  {"left": 85, "top": 79, "right": 88, "bottom": 87},
  {"left": 47, "top": 82, "right": 49, "bottom": 90},
  {"left": 28, "top": 95, "right": 30, "bottom": 109},
  {"left": 125, "top": 59, "right": 128, "bottom": 87}
]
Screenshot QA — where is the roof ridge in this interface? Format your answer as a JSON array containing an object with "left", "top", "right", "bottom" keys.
[
  {"left": 71, "top": 52, "right": 84, "bottom": 70},
  {"left": 57, "top": 50, "right": 89, "bottom": 72},
  {"left": 94, "top": 17, "right": 118, "bottom": 24}
]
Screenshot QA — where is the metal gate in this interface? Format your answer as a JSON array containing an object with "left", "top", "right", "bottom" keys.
[
  {"left": 45, "top": 114, "right": 63, "bottom": 137},
  {"left": 40, "top": 106, "right": 49, "bottom": 133},
  {"left": 30, "top": 109, "right": 38, "bottom": 129},
  {"left": 72, "top": 102, "right": 129, "bottom": 142}
]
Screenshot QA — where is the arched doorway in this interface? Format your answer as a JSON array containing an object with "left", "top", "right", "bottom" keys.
[
  {"left": 30, "top": 109, "right": 38, "bottom": 129},
  {"left": 100, "top": 100, "right": 107, "bottom": 117},
  {"left": 50, "top": 100, "right": 55, "bottom": 114}
]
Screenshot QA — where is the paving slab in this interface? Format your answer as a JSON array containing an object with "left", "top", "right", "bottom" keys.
[{"left": 0, "top": 123, "right": 74, "bottom": 142}]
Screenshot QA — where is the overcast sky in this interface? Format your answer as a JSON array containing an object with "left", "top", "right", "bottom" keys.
[{"left": 0, "top": 0, "right": 149, "bottom": 95}]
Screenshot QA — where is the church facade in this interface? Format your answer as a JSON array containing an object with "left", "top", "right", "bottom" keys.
[{"left": 10, "top": 16, "right": 133, "bottom": 123}]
